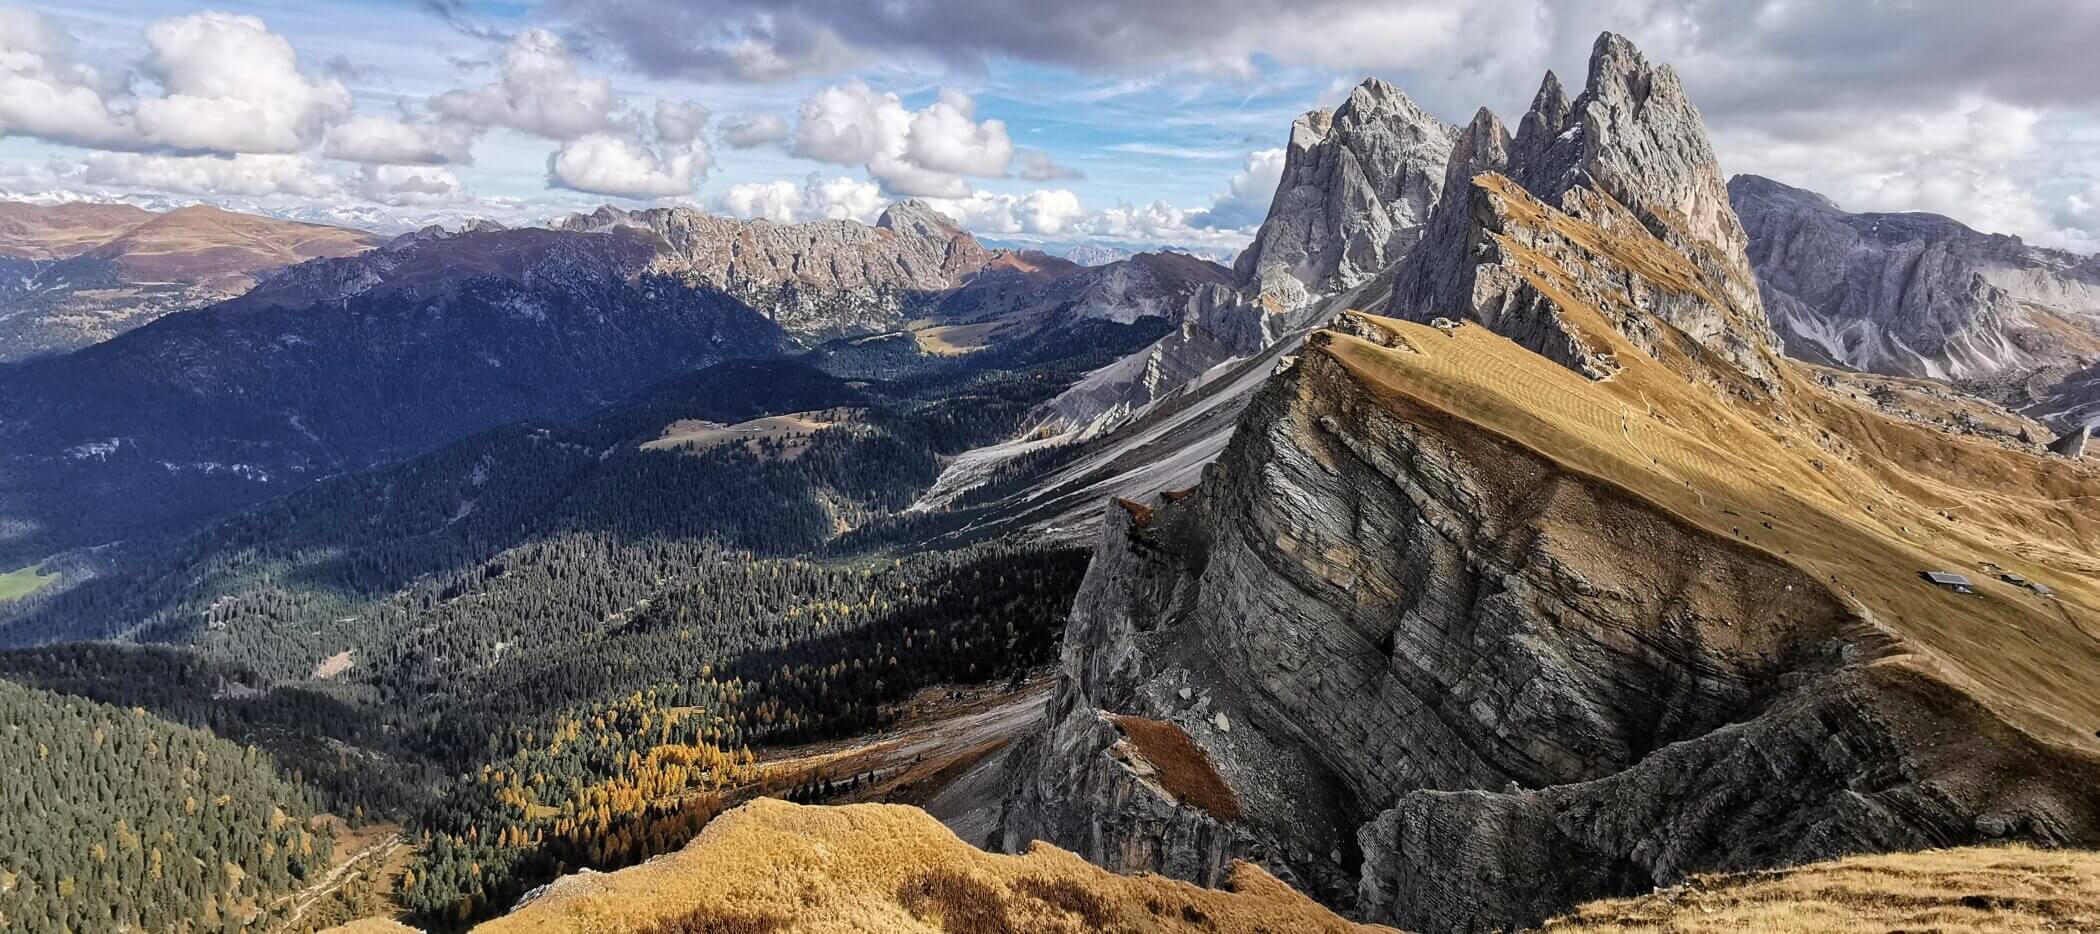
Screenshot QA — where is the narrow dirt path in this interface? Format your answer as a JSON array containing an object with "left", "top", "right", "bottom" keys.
[{"left": 273, "top": 832, "right": 406, "bottom": 930}]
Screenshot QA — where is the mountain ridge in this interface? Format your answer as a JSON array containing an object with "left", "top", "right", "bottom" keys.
[
  {"left": 1000, "top": 31, "right": 2100, "bottom": 934},
  {"left": 1731, "top": 173, "right": 2100, "bottom": 430},
  {"left": 0, "top": 200, "right": 382, "bottom": 361}
]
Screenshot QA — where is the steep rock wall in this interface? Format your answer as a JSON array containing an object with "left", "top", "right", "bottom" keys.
[{"left": 1003, "top": 335, "right": 2100, "bottom": 932}]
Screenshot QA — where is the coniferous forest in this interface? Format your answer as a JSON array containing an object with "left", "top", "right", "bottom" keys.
[
  {"left": 0, "top": 349, "right": 1109, "bottom": 929},
  {"left": 0, "top": 679, "right": 332, "bottom": 933}
]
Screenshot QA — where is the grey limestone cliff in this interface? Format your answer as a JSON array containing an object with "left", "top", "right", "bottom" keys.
[
  {"left": 1732, "top": 173, "right": 2100, "bottom": 428},
  {"left": 557, "top": 200, "right": 993, "bottom": 339},
  {"left": 1000, "top": 31, "right": 2100, "bottom": 934}
]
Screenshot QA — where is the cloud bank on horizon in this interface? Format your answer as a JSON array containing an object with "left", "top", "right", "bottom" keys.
[{"left": 2, "top": 0, "right": 2097, "bottom": 253}]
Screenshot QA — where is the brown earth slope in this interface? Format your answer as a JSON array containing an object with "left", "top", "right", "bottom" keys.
[{"left": 316, "top": 813, "right": 2100, "bottom": 933}]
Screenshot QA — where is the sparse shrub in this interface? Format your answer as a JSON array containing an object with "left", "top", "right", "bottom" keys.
[{"left": 897, "top": 869, "right": 1015, "bottom": 934}]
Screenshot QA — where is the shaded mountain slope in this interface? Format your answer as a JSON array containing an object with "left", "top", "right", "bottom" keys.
[
  {"left": 0, "top": 202, "right": 1215, "bottom": 565},
  {"left": 0, "top": 224, "right": 788, "bottom": 565}
]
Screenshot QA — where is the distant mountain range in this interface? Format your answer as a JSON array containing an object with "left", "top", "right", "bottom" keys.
[
  {"left": 1733, "top": 174, "right": 2100, "bottom": 429},
  {"left": 978, "top": 237, "right": 1238, "bottom": 268},
  {"left": 5, "top": 27, "right": 2099, "bottom": 934},
  {"left": 0, "top": 201, "right": 381, "bottom": 361},
  {"left": 0, "top": 201, "right": 1225, "bottom": 564}
]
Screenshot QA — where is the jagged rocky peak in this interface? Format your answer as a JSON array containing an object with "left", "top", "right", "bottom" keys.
[
  {"left": 1511, "top": 69, "right": 1572, "bottom": 161},
  {"left": 1730, "top": 172, "right": 2100, "bottom": 429},
  {"left": 1373, "top": 106, "right": 1513, "bottom": 320},
  {"left": 544, "top": 200, "right": 993, "bottom": 338},
  {"left": 1514, "top": 33, "right": 1752, "bottom": 286},
  {"left": 875, "top": 199, "right": 963, "bottom": 237},
  {"left": 1232, "top": 76, "right": 1459, "bottom": 305},
  {"left": 1004, "top": 30, "right": 2100, "bottom": 931},
  {"left": 1359, "top": 31, "right": 1780, "bottom": 389}
]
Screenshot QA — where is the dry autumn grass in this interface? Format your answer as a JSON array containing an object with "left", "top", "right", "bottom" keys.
[
  {"left": 1540, "top": 845, "right": 2100, "bottom": 932},
  {"left": 1322, "top": 172, "right": 2100, "bottom": 760},
  {"left": 315, "top": 837, "right": 2100, "bottom": 933},
  {"left": 1111, "top": 715, "right": 1241, "bottom": 822},
  {"left": 460, "top": 798, "right": 1391, "bottom": 933}
]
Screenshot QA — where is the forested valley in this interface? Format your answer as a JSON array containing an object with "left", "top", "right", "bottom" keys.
[{"left": 0, "top": 341, "right": 1118, "bottom": 929}]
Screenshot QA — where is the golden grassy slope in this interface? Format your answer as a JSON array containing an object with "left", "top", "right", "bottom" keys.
[
  {"left": 88, "top": 205, "right": 379, "bottom": 281},
  {"left": 1540, "top": 844, "right": 2100, "bottom": 932},
  {"left": 1317, "top": 178, "right": 2100, "bottom": 756},
  {"left": 0, "top": 201, "right": 155, "bottom": 259},
  {"left": 470, "top": 799, "right": 1391, "bottom": 933},
  {"left": 317, "top": 835, "right": 2100, "bottom": 934}
]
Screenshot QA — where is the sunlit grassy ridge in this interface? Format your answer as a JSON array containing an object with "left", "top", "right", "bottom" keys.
[
  {"left": 1319, "top": 172, "right": 2100, "bottom": 756},
  {"left": 1541, "top": 844, "right": 2100, "bottom": 932},
  {"left": 469, "top": 799, "right": 1391, "bottom": 933}
]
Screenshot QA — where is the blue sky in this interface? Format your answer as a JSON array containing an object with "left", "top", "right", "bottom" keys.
[{"left": 4, "top": 0, "right": 2098, "bottom": 253}]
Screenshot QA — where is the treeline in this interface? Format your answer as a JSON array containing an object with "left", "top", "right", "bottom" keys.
[{"left": 0, "top": 678, "right": 331, "bottom": 933}]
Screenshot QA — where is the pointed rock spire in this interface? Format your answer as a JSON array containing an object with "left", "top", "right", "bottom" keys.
[
  {"left": 1556, "top": 32, "right": 1752, "bottom": 284},
  {"left": 1374, "top": 106, "right": 1512, "bottom": 318},
  {"left": 1232, "top": 78, "right": 1458, "bottom": 304},
  {"left": 1363, "top": 32, "right": 1778, "bottom": 386},
  {"left": 1509, "top": 70, "right": 1572, "bottom": 175}
]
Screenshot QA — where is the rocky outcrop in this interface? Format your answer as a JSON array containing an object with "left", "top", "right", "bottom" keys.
[
  {"left": 1003, "top": 31, "right": 2100, "bottom": 934},
  {"left": 1513, "top": 37, "right": 1755, "bottom": 296},
  {"left": 1014, "top": 80, "right": 1459, "bottom": 450},
  {"left": 1362, "top": 33, "right": 1779, "bottom": 388},
  {"left": 2051, "top": 424, "right": 2090, "bottom": 458},
  {"left": 557, "top": 200, "right": 993, "bottom": 339},
  {"left": 1005, "top": 314, "right": 2100, "bottom": 932},
  {"left": 1732, "top": 173, "right": 2100, "bottom": 425},
  {"left": 1030, "top": 283, "right": 1322, "bottom": 437},
  {"left": 1234, "top": 80, "right": 1458, "bottom": 304}
]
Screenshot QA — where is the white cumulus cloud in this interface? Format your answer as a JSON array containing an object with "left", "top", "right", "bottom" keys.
[
  {"left": 1192, "top": 147, "right": 1285, "bottom": 229},
  {"left": 717, "top": 174, "right": 887, "bottom": 224},
  {"left": 131, "top": 12, "right": 353, "bottom": 155},
  {"left": 0, "top": 8, "right": 350, "bottom": 155},
  {"left": 359, "top": 164, "right": 468, "bottom": 205},
  {"left": 325, "top": 114, "right": 479, "bottom": 165},
  {"left": 80, "top": 152, "right": 344, "bottom": 198},
  {"left": 0, "top": 7, "right": 134, "bottom": 149},
  {"left": 653, "top": 100, "right": 710, "bottom": 144},
  {"left": 548, "top": 134, "right": 711, "bottom": 198},
  {"left": 792, "top": 82, "right": 1015, "bottom": 198},
  {"left": 433, "top": 28, "right": 617, "bottom": 140}
]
